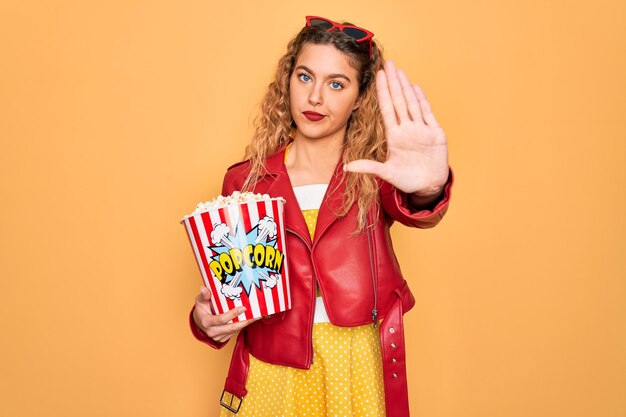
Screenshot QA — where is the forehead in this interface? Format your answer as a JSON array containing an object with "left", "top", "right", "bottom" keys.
[{"left": 294, "top": 43, "right": 358, "bottom": 79}]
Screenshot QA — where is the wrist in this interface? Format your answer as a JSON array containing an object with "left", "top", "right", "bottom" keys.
[
  {"left": 407, "top": 188, "right": 443, "bottom": 211},
  {"left": 411, "top": 183, "right": 444, "bottom": 198},
  {"left": 408, "top": 167, "right": 450, "bottom": 199}
]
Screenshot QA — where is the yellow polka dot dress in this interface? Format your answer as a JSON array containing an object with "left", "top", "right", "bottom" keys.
[{"left": 219, "top": 146, "right": 386, "bottom": 417}]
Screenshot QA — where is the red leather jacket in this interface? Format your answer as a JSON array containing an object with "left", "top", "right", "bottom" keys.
[{"left": 190, "top": 144, "right": 454, "bottom": 416}]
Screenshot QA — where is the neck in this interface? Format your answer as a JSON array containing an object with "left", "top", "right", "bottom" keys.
[{"left": 286, "top": 132, "right": 344, "bottom": 186}]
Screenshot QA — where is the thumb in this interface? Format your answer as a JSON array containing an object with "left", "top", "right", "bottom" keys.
[
  {"left": 200, "top": 286, "right": 212, "bottom": 302},
  {"left": 344, "top": 159, "right": 388, "bottom": 179},
  {"left": 195, "top": 286, "right": 214, "bottom": 315}
]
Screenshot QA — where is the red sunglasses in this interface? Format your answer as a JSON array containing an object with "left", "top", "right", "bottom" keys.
[{"left": 305, "top": 16, "right": 375, "bottom": 58}]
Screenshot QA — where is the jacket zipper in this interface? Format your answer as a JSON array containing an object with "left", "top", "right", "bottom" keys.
[
  {"left": 286, "top": 227, "right": 316, "bottom": 366},
  {"left": 366, "top": 214, "right": 378, "bottom": 327}
]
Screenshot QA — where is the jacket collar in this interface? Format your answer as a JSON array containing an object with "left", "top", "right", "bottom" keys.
[{"left": 252, "top": 142, "right": 348, "bottom": 247}]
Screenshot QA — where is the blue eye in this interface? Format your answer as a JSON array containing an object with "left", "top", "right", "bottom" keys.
[
  {"left": 330, "top": 81, "right": 344, "bottom": 90},
  {"left": 298, "top": 73, "right": 311, "bottom": 82}
]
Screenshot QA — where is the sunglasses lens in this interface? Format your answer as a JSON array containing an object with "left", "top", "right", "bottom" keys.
[
  {"left": 343, "top": 27, "right": 368, "bottom": 41},
  {"left": 309, "top": 18, "right": 334, "bottom": 30}
]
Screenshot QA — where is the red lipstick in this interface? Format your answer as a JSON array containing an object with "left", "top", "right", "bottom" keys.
[{"left": 303, "top": 111, "right": 325, "bottom": 121}]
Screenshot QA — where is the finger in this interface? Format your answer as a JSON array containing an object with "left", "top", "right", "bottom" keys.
[
  {"left": 383, "top": 60, "right": 410, "bottom": 122},
  {"left": 217, "top": 306, "right": 247, "bottom": 325},
  {"left": 200, "top": 286, "right": 212, "bottom": 301},
  {"left": 202, "top": 305, "right": 244, "bottom": 330},
  {"left": 344, "top": 159, "right": 389, "bottom": 181},
  {"left": 231, "top": 317, "right": 261, "bottom": 331},
  {"left": 375, "top": 70, "right": 398, "bottom": 128},
  {"left": 215, "top": 331, "right": 241, "bottom": 343},
  {"left": 412, "top": 84, "right": 440, "bottom": 128},
  {"left": 194, "top": 292, "right": 213, "bottom": 316},
  {"left": 214, "top": 333, "right": 234, "bottom": 343},
  {"left": 212, "top": 317, "right": 260, "bottom": 342},
  {"left": 397, "top": 69, "right": 424, "bottom": 124},
  {"left": 194, "top": 287, "right": 212, "bottom": 307}
]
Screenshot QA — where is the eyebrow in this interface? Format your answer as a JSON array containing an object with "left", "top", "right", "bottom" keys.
[{"left": 295, "top": 65, "right": 352, "bottom": 83}]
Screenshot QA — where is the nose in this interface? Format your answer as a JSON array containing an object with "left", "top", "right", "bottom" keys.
[{"left": 308, "top": 81, "right": 323, "bottom": 106}]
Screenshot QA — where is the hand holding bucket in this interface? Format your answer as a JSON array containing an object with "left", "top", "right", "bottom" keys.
[{"left": 192, "top": 287, "right": 260, "bottom": 343}]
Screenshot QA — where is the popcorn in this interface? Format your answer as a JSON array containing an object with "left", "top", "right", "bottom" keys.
[{"left": 183, "top": 191, "right": 282, "bottom": 220}]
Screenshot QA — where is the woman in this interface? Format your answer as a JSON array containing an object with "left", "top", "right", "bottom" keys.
[{"left": 190, "top": 16, "right": 454, "bottom": 417}]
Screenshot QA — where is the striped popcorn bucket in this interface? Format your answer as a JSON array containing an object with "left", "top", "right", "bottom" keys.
[{"left": 181, "top": 198, "right": 291, "bottom": 323}]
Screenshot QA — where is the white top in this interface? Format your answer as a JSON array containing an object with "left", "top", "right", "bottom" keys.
[
  {"left": 292, "top": 183, "right": 330, "bottom": 323},
  {"left": 292, "top": 184, "right": 328, "bottom": 210}
]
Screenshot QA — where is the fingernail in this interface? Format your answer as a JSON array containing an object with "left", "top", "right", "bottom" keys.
[{"left": 239, "top": 307, "right": 247, "bottom": 313}]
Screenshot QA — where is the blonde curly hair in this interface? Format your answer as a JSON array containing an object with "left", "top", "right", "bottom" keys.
[{"left": 242, "top": 21, "right": 387, "bottom": 232}]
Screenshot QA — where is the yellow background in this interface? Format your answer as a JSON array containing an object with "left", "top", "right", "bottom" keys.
[{"left": 1, "top": 1, "right": 624, "bottom": 416}]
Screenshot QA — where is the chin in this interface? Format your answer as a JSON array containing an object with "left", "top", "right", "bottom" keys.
[
  {"left": 295, "top": 125, "right": 344, "bottom": 143},
  {"left": 297, "top": 130, "right": 331, "bottom": 142}
]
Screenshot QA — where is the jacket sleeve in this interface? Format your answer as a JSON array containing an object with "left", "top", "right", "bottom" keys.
[{"left": 380, "top": 165, "right": 454, "bottom": 228}]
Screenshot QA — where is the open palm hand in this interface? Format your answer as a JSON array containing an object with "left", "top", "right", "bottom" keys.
[{"left": 344, "top": 60, "right": 449, "bottom": 196}]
